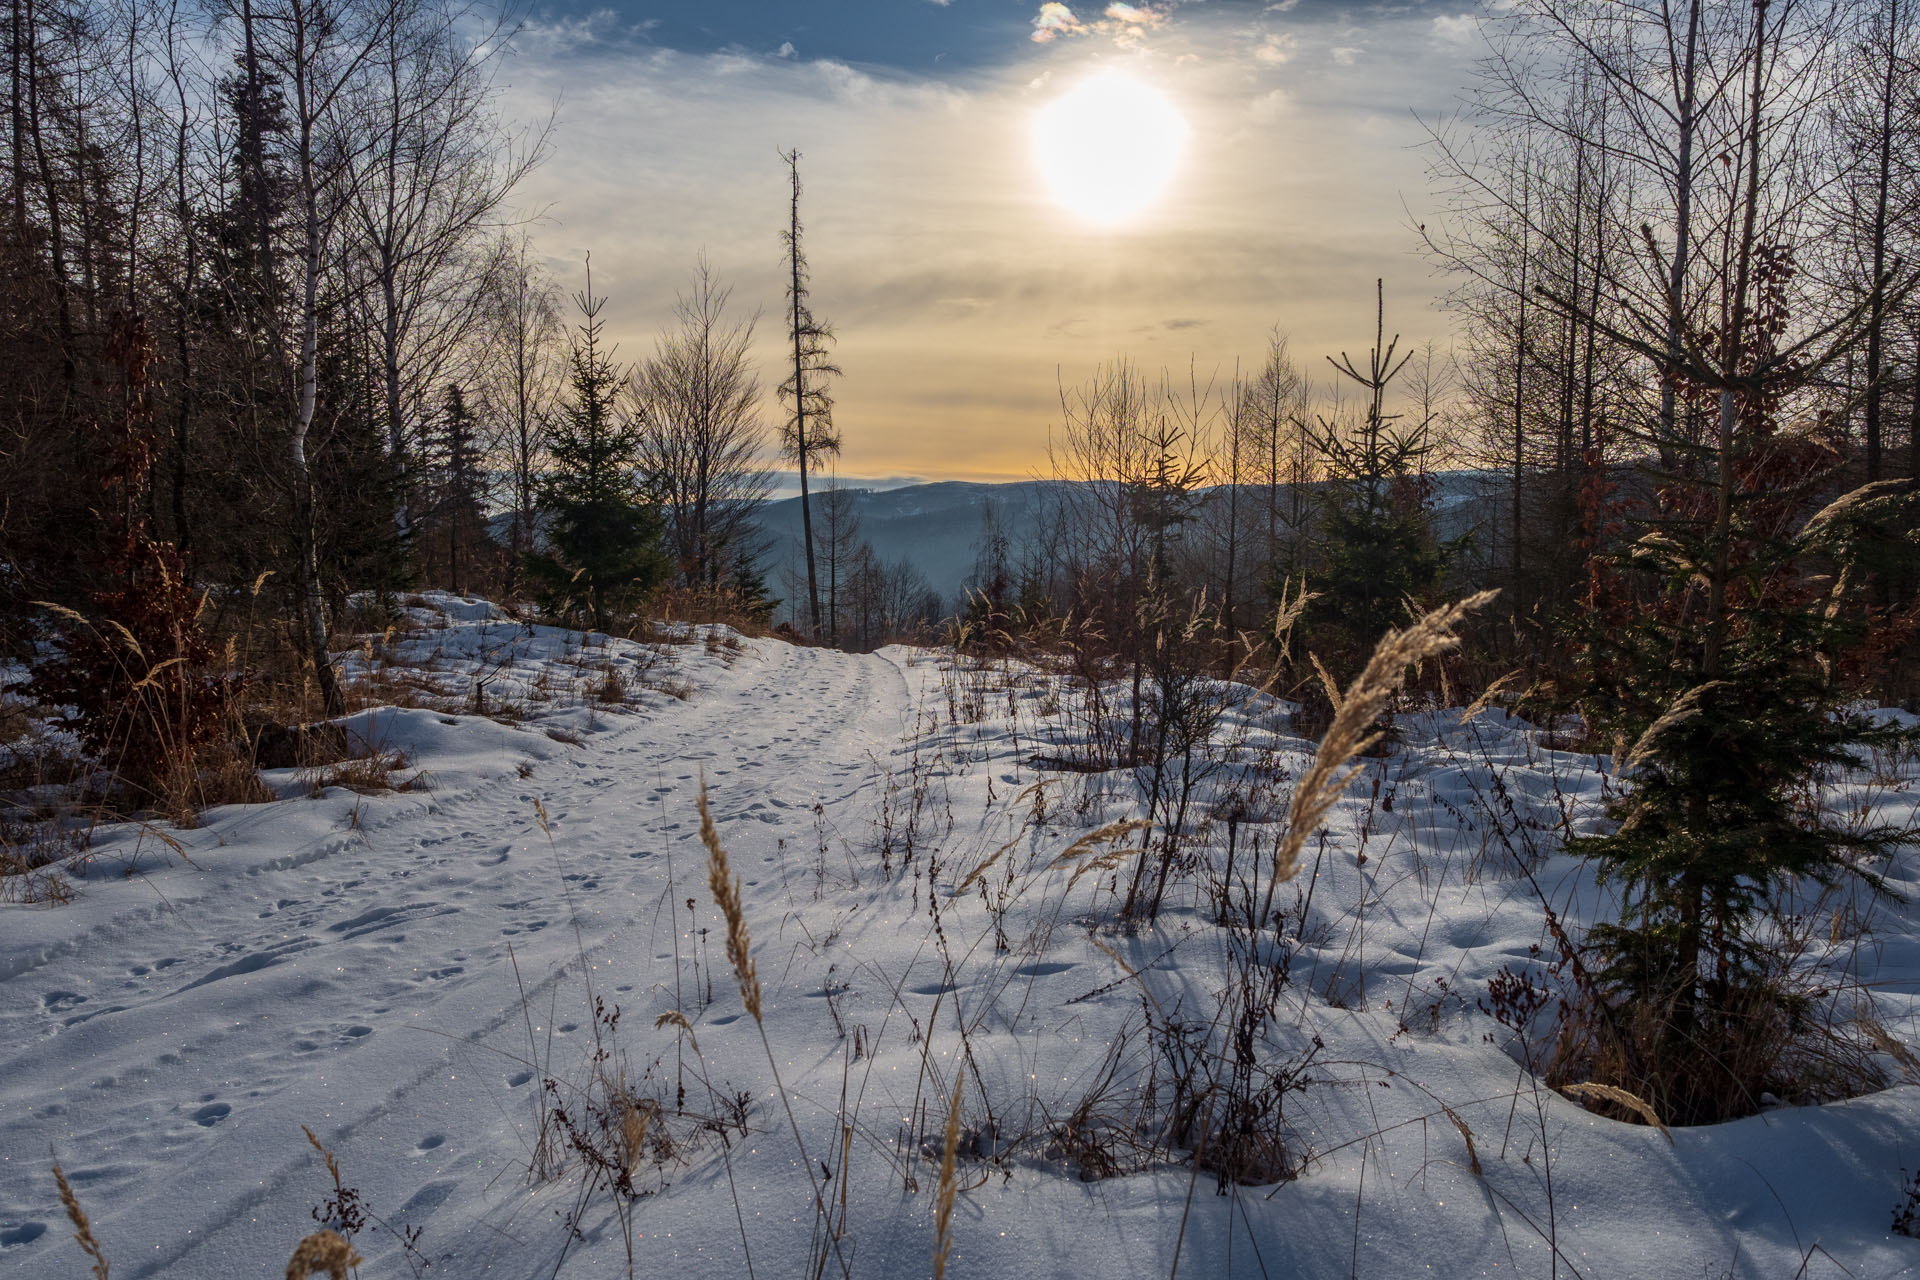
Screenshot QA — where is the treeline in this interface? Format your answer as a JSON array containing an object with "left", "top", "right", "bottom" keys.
[
  {"left": 1, "top": 0, "right": 553, "bottom": 710},
  {"left": 1, "top": 0, "right": 832, "bottom": 707}
]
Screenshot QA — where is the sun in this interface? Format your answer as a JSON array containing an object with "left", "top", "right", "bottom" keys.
[{"left": 1032, "top": 69, "right": 1189, "bottom": 228}]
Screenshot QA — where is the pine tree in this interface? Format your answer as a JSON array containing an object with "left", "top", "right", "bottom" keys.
[
  {"left": 425, "top": 383, "right": 488, "bottom": 595},
  {"left": 1566, "top": 248, "right": 1920, "bottom": 1123},
  {"left": 528, "top": 262, "right": 663, "bottom": 633},
  {"left": 1304, "top": 282, "right": 1445, "bottom": 660}
]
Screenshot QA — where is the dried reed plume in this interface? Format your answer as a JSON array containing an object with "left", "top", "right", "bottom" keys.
[
  {"left": 698, "top": 781, "right": 763, "bottom": 1021},
  {"left": 1437, "top": 1105, "right": 1482, "bottom": 1177},
  {"left": 1458, "top": 669, "right": 1525, "bottom": 725},
  {"left": 284, "top": 1230, "right": 362, "bottom": 1280},
  {"left": 1309, "top": 653, "right": 1344, "bottom": 715},
  {"left": 1560, "top": 1082, "right": 1673, "bottom": 1143},
  {"left": 1799, "top": 478, "right": 1914, "bottom": 541},
  {"left": 1621, "top": 680, "right": 1727, "bottom": 775},
  {"left": 52, "top": 1158, "right": 109, "bottom": 1280},
  {"left": 654, "top": 1009, "right": 701, "bottom": 1052},
  {"left": 1046, "top": 818, "right": 1153, "bottom": 890},
  {"left": 1272, "top": 591, "right": 1498, "bottom": 889},
  {"left": 1271, "top": 578, "right": 1318, "bottom": 665},
  {"left": 956, "top": 837, "right": 1022, "bottom": 894},
  {"left": 694, "top": 781, "right": 849, "bottom": 1278},
  {"left": 932, "top": 1070, "right": 965, "bottom": 1280}
]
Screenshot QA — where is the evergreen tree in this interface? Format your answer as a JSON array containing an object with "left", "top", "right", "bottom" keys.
[
  {"left": 424, "top": 382, "right": 488, "bottom": 595},
  {"left": 1566, "top": 244, "right": 1920, "bottom": 1124},
  {"left": 1302, "top": 282, "right": 1445, "bottom": 660},
  {"left": 311, "top": 309, "right": 410, "bottom": 617},
  {"left": 529, "top": 263, "right": 663, "bottom": 632}
]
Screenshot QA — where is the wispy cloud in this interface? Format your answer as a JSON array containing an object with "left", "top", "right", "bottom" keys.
[{"left": 1254, "top": 31, "right": 1297, "bottom": 63}]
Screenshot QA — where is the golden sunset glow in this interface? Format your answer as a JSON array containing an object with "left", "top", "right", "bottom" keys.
[{"left": 1031, "top": 69, "right": 1188, "bottom": 227}]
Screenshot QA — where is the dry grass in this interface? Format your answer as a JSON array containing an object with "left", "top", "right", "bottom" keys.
[
  {"left": 52, "top": 1159, "right": 110, "bottom": 1279},
  {"left": 1559, "top": 1082, "right": 1673, "bottom": 1143},
  {"left": 306, "top": 748, "right": 425, "bottom": 797},
  {"left": 283, "top": 1231, "right": 361, "bottom": 1280},
  {"left": 698, "top": 783, "right": 763, "bottom": 1022},
  {"left": 1271, "top": 590, "right": 1499, "bottom": 889},
  {"left": 1, "top": 815, "right": 87, "bottom": 904},
  {"left": 932, "top": 1070, "right": 965, "bottom": 1280}
]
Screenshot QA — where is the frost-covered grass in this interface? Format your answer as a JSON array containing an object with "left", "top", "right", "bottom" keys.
[{"left": 2, "top": 595, "right": 1918, "bottom": 1278}]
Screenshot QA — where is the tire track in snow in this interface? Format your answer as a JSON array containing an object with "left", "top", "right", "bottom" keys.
[{"left": 0, "top": 636, "right": 909, "bottom": 1280}]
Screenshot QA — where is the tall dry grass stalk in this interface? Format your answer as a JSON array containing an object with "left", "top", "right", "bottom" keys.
[
  {"left": 52, "top": 1159, "right": 109, "bottom": 1279},
  {"left": 1620, "top": 680, "right": 1727, "bottom": 774},
  {"left": 284, "top": 1230, "right": 362, "bottom": 1280},
  {"left": 697, "top": 784, "right": 763, "bottom": 1021},
  {"left": 1458, "top": 669, "right": 1525, "bottom": 725},
  {"left": 697, "top": 779, "right": 849, "bottom": 1280},
  {"left": 932, "top": 1070, "right": 965, "bottom": 1280},
  {"left": 1271, "top": 591, "right": 1498, "bottom": 891}
]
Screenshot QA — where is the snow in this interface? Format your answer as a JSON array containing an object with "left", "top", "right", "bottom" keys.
[{"left": 2, "top": 594, "right": 1918, "bottom": 1278}]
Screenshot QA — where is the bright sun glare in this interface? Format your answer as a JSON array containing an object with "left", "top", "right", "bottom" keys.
[{"left": 1032, "top": 69, "right": 1189, "bottom": 228}]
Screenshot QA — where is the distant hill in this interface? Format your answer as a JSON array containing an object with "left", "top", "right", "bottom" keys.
[
  {"left": 749, "top": 480, "right": 1060, "bottom": 614},
  {"left": 746, "top": 473, "right": 1506, "bottom": 622}
]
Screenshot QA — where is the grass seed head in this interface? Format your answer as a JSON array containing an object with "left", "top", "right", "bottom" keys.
[{"left": 699, "top": 780, "right": 763, "bottom": 1022}]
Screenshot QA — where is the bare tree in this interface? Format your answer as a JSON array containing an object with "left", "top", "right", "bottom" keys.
[
  {"left": 777, "top": 148, "right": 840, "bottom": 638},
  {"left": 250, "top": 0, "right": 403, "bottom": 714},
  {"left": 469, "top": 233, "right": 560, "bottom": 590},
  {"left": 632, "top": 255, "right": 771, "bottom": 597},
  {"left": 343, "top": 0, "right": 547, "bottom": 531}
]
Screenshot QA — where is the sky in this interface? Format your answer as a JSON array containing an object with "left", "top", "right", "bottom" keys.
[{"left": 496, "top": 0, "right": 1488, "bottom": 485}]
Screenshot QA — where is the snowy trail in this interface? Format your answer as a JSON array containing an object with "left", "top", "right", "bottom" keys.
[{"left": 0, "top": 634, "right": 910, "bottom": 1278}]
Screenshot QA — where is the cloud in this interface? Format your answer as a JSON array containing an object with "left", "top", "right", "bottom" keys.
[
  {"left": 1030, "top": 2, "right": 1085, "bottom": 42},
  {"left": 1431, "top": 13, "right": 1477, "bottom": 44},
  {"left": 1249, "top": 87, "right": 1291, "bottom": 120},
  {"left": 1030, "top": 1, "right": 1172, "bottom": 46},
  {"left": 775, "top": 40, "right": 797, "bottom": 59},
  {"left": 1162, "top": 317, "right": 1206, "bottom": 330},
  {"left": 1331, "top": 44, "right": 1361, "bottom": 64},
  {"left": 1254, "top": 31, "right": 1297, "bottom": 63}
]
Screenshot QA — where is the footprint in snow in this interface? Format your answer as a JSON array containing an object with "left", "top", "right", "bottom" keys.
[
  {"left": 42, "top": 992, "right": 85, "bottom": 1013},
  {"left": 415, "top": 1134, "right": 446, "bottom": 1153},
  {"left": 396, "top": 1180, "right": 458, "bottom": 1219},
  {"left": 193, "top": 1102, "right": 231, "bottom": 1126},
  {"left": 0, "top": 1223, "right": 47, "bottom": 1248}
]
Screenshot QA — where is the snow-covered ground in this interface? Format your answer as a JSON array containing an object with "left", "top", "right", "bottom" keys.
[{"left": 3, "top": 595, "right": 1918, "bottom": 1279}]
